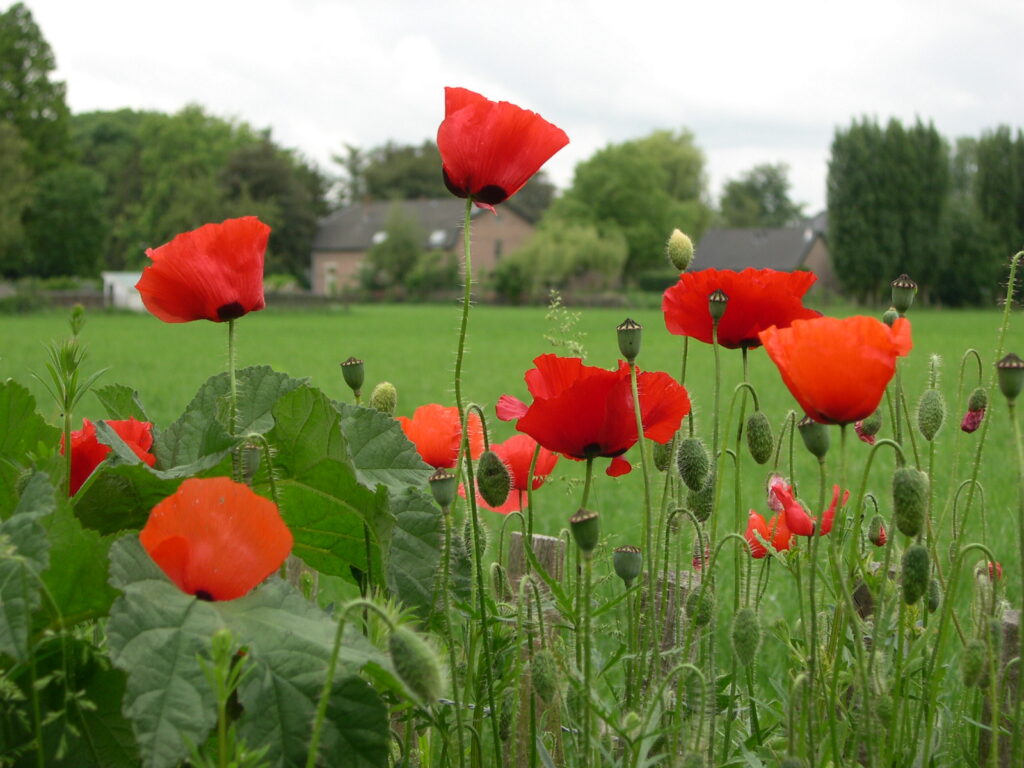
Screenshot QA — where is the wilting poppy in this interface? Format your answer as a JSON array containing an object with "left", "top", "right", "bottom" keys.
[
  {"left": 759, "top": 316, "right": 912, "bottom": 425},
  {"left": 135, "top": 217, "right": 270, "bottom": 323},
  {"left": 745, "top": 511, "right": 793, "bottom": 558},
  {"left": 140, "top": 477, "right": 292, "bottom": 601},
  {"left": 497, "top": 354, "right": 691, "bottom": 477},
  {"left": 467, "top": 434, "right": 559, "bottom": 513},
  {"left": 437, "top": 87, "right": 569, "bottom": 211},
  {"left": 61, "top": 418, "right": 156, "bottom": 495},
  {"left": 771, "top": 482, "right": 850, "bottom": 537},
  {"left": 662, "top": 268, "right": 820, "bottom": 349},
  {"left": 397, "top": 404, "right": 484, "bottom": 469}
]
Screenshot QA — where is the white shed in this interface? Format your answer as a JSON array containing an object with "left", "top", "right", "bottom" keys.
[{"left": 101, "top": 272, "right": 145, "bottom": 312}]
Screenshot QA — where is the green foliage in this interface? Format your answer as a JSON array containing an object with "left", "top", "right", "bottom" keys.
[
  {"left": 23, "top": 164, "right": 107, "bottom": 277},
  {"left": 719, "top": 163, "right": 804, "bottom": 227},
  {"left": 360, "top": 204, "right": 424, "bottom": 291},
  {"left": 0, "top": 121, "right": 32, "bottom": 275}
]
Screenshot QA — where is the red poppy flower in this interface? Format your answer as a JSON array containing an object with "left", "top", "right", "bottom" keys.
[
  {"left": 662, "top": 268, "right": 820, "bottom": 349},
  {"left": 60, "top": 418, "right": 156, "bottom": 495},
  {"left": 745, "top": 511, "right": 792, "bottom": 558},
  {"left": 771, "top": 482, "right": 850, "bottom": 537},
  {"left": 464, "top": 434, "right": 559, "bottom": 513},
  {"left": 759, "top": 316, "right": 913, "bottom": 425},
  {"left": 437, "top": 87, "right": 569, "bottom": 211},
  {"left": 135, "top": 217, "right": 270, "bottom": 323},
  {"left": 397, "top": 404, "right": 484, "bottom": 469},
  {"left": 140, "top": 477, "right": 292, "bottom": 601},
  {"left": 496, "top": 354, "right": 691, "bottom": 477}
]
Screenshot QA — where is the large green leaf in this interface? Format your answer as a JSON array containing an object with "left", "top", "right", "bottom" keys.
[
  {"left": 338, "top": 402, "right": 433, "bottom": 494},
  {"left": 72, "top": 464, "right": 181, "bottom": 535},
  {"left": 386, "top": 487, "right": 443, "bottom": 619},
  {"left": 0, "top": 379, "right": 59, "bottom": 462},
  {"left": 93, "top": 383, "right": 150, "bottom": 423}
]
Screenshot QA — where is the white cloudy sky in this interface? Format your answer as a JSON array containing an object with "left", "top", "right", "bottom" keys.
[{"left": 26, "top": 0, "right": 1024, "bottom": 213}]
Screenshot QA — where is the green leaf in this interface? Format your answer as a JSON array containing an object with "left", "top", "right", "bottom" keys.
[
  {"left": 386, "top": 488, "right": 443, "bottom": 619},
  {"left": 93, "top": 383, "right": 150, "bottom": 423},
  {"left": 74, "top": 659, "right": 140, "bottom": 768},
  {"left": 0, "top": 379, "right": 60, "bottom": 463},
  {"left": 338, "top": 402, "right": 432, "bottom": 494},
  {"left": 73, "top": 464, "right": 181, "bottom": 536}
]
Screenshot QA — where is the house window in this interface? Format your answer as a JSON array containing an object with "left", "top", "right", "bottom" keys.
[
  {"left": 372, "top": 231, "right": 387, "bottom": 245},
  {"left": 429, "top": 229, "right": 447, "bottom": 249}
]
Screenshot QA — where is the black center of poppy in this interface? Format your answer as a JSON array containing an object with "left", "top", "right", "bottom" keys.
[
  {"left": 473, "top": 185, "right": 508, "bottom": 205},
  {"left": 442, "top": 168, "right": 468, "bottom": 199},
  {"left": 195, "top": 589, "right": 214, "bottom": 602},
  {"left": 582, "top": 443, "right": 603, "bottom": 459},
  {"left": 216, "top": 302, "right": 246, "bottom": 321}
]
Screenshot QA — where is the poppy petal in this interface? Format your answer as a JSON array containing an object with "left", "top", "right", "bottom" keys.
[
  {"left": 496, "top": 394, "right": 529, "bottom": 422},
  {"left": 607, "top": 456, "right": 632, "bottom": 477}
]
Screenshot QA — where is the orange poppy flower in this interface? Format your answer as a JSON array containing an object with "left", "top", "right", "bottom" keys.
[
  {"left": 61, "top": 417, "right": 156, "bottom": 495},
  {"left": 135, "top": 217, "right": 270, "bottom": 323},
  {"left": 759, "top": 316, "right": 912, "bottom": 424},
  {"left": 397, "top": 404, "right": 484, "bottom": 469},
  {"left": 745, "top": 510, "right": 792, "bottom": 558},
  {"left": 437, "top": 87, "right": 568, "bottom": 211},
  {"left": 140, "top": 477, "right": 292, "bottom": 601}
]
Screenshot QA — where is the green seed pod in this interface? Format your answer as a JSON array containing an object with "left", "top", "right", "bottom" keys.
[
  {"left": 961, "top": 638, "right": 988, "bottom": 688},
  {"left": 677, "top": 437, "right": 709, "bottom": 492},
  {"left": 498, "top": 685, "right": 516, "bottom": 742},
  {"left": 389, "top": 626, "right": 444, "bottom": 706},
  {"left": 926, "top": 578, "right": 941, "bottom": 613},
  {"left": 569, "top": 508, "right": 600, "bottom": 555},
  {"left": 997, "top": 353, "right": 1024, "bottom": 402},
  {"left": 428, "top": 469, "right": 457, "bottom": 510},
  {"left": 613, "top": 545, "right": 643, "bottom": 588},
  {"left": 476, "top": 450, "right": 511, "bottom": 509},
  {"left": 685, "top": 589, "right": 714, "bottom": 627},
  {"left": 369, "top": 381, "right": 398, "bottom": 415},
  {"left": 745, "top": 411, "right": 773, "bottom": 465},
  {"left": 797, "top": 415, "right": 830, "bottom": 459},
  {"left": 968, "top": 386, "right": 988, "bottom": 413},
  {"left": 731, "top": 606, "right": 761, "bottom": 664},
  {"left": 616, "top": 318, "right": 643, "bottom": 363},
  {"left": 893, "top": 466, "right": 928, "bottom": 537},
  {"left": 687, "top": 471, "right": 716, "bottom": 523},
  {"left": 890, "top": 274, "right": 917, "bottom": 314},
  {"left": 916, "top": 388, "right": 945, "bottom": 442},
  {"left": 652, "top": 440, "right": 673, "bottom": 472},
  {"left": 666, "top": 228, "right": 695, "bottom": 272},
  {"left": 708, "top": 289, "right": 729, "bottom": 322},
  {"left": 530, "top": 648, "right": 559, "bottom": 704},
  {"left": 901, "top": 544, "right": 930, "bottom": 605},
  {"left": 340, "top": 356, "right": 365, "bottom": 396}
]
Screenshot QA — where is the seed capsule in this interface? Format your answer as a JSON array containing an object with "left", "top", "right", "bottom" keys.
[
  {"left": 901, "top": 544, "right": 930, "bottom": 605},
  {"left": 893, "top": 467, "right": 928, "bottom": 538},
  {"left": 677, "top": 437, "right": 709, "bottom": 492},
  {"left": 746, "top": 411, "right": 773, "bottom": 465}
]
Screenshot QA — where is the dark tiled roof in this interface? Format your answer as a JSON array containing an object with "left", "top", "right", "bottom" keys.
[
  {"left": 694, "top": 225, "right": 822, "bottom": 271},
  {"left": 312, "top": 199, "right": 485, "bottom": 251}
]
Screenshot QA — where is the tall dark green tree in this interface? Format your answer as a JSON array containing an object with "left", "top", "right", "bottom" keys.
[
  {"left": 719, "top": 163, "right": 804, "bottom": 227},
  {"left": 0, "top": 120, "right": 31, "bottom": 275},
  {"left": 23, "top": 165, "right": 106, "bottom": 276}
]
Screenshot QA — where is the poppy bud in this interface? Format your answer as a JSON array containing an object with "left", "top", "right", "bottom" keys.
[
  {"left": 745, "top": 410, "right": 773, "bottom": 465},
  {"left": 677, "top": 437, "right": 710, "bottom": 492},
  {"left": 968, "top": 386, "right": 988, "bottom": 412},
  {"left": 901, "top": 544, "right": 929, "bottom": 605},
  {"left": 868, "top": 515, "right": 887, "bottom": 547},
  {"left": 685, "top": 588, "right": 714, "bottom": 627},
  {"left": 996, "top": 353, "right": 1024, "bottom": 402},
  {"left": 961, "top": 638, "right": 987, "bottom": 688},
  {"left": 927, "top": 577, "right": 941, "bottom": 613},
  {"left": 616, "top": 318, "right": 643, "bottom": 363},
  {"left": 731, "top": 606, "right": 761, "bottom": 664},
  {"left": 890, "top": 274, "right": 917, "bottom": 315},
  {"left": 881, "top": 307, "right": 900, "bottom": 327},
  {"left": 340, "top": 357, "right": 364, "bottom": 397},
  {"left": 797, "top": 416, "right": 829, "bottom": 459},
  {"left": 569, "top": 508, "right": 600, "bottom": 556},
  {"left": 498, "top": 685, "right": 516, "bottom": 742},
  {"left": 530, "top": 648, "right": 559, "bottom": 703},
  {"left": 613, "top": 545, "right": 643, "bottom": 588},
  {"left": 476, "top": 450, "right": 511, "bottom": 508},
  {"left": 916, "top": 388, "right": 945, "bottom": 442},
  {"left": 652, "top": 440, "right": 673, "bottom": 472},
  {"left": 462, "top": 516, "right": 488, "bottom": 558},
  {"left": 428, "top": 469, "right": 457, "bottom": 509},
  {"left": 369, "top": 381, "right": 398, "bottom": 415},
  {"left": 856, "top": 408, "right": 883, "bottom": 445},
  {"left": 389, "top": 625, "right": 445, "bottom": 706},
  {"left": 687, "top": 470, "right": 716, "bottom": 523},
  {"left": 666, "top": 228, "right": 694, "bottom": 272},
  {"left": 708, "top": 289, "right": 729, "bottom": 323},
  {"left": 893, "top": 466, "right": 928, "bottom": 538},
  {"left": 691, "top": 540, "right": 710, "bottom": 570}
]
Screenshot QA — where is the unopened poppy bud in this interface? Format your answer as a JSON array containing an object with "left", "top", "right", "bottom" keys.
[
  {"left": 621, "top": 710, "right": 642, "bottom": 739},
  {"left": 890, "top": 274, "right": 917, "bottom": 314},
  {"left": 961, "top": 638, "right": 987, "bottom": 688},
  {"left": 868, "top": 515, "right": 887, "bottom": 547},
  {"left": 708, "top": 289, "right": 729, "bottom": 323},
  {"left": 927, "top": 577, "right": 941, "bottom": 613},
  {"left": 616, "top": 318, "right": 643, "bottom": 362},
  {"left": 797, "top": 415, "right": 829, "bottom": 459},
  {"left": 691, "top": 540, "right": 710, "bottom": 571},
  {"left": 498, "top": 686, "right": 516, "bottom": 742},
  {"left": 652, "top": 440, "right": 673, "bottom": 472},
  {"left": 881, "top": 307, "right": 900, "bottom": 327},
  {"left": 901, "top": 544, "right": 929, "bottom": 605},
  {"left": 893, "top": 466, "right": 928, "bottom": 538},
  {"left": 685, "top": 588, "right": 714, "bottom": 627},
  {"left": 916, "top": 388, "right": 945, "bottom": 442},
  {"left": 996, "top": 353, "right": 1024, "bottom": 402},
  {"left": 569, "top": 508, "right": 600, "bottom": 555},
  {"left": 613, "top": 545, "right": 643, "bottom": 588},
  {"left": 855, "top": 408, "right": 883, "bottom": 445},
  {"left": 968, "top": 386, "right": 988, "bottom": 412},
  {"left": 677, "top": 437, "right": 710, "bottom": 492},
  {"left": 666, "top": 228, "right": 694, "bottom": 272},
  {"left": 340, "top": 357, "right": 364, "bottom": 397},
  {"left": 687, "top": 471, "right": 715, "bottom": 523},
  {"left": 369, "top": 381, "right": 398, "bottom": 415},
  {"left": 745, "top": 411, "right": 773, "bottom": 465},
  {"left": 389, "top": 625, "right": 445, "bottom": 706},
  {"left": 476, "top": 450, "right": 511, "bottom": 508},
  {"left": 731, "top": 606, "right": 761, "bottom": 664},
  {"left": 462, "top": 516, "right": 488, "bottom": 557},
  {"left": 428, "top": 469, "right": 457, "bottom": 510},
  {"left": 530, "top": 648, "right": 559, "bottom": 703}
]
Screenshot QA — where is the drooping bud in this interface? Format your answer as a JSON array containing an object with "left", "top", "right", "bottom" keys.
[
  {"left": 927, "top": 577, "right": 941, "bottom": 613},
  {"left": 462, "top": 516, "right": 488, "bottom": 558},
  {"left": 369, "top": 381, "right": 398, "bottom": 415},
  {"left": 498, "top": 685, "right": 517, "bottom": 742},
  {"left": 490, "top": 562, "right": 511, "bottom": 601},
  {"left": 868, "top": 515, "right": 887, "bottom": 547},
  {"left": 968, "top": 386, "right": 988, "bottom": 412},
  {"left": 708, "top": 289, "right": 729, "bottom": 323},
  {"left": 731, "top": 606, "right": 761, "bottom": 664},
  {"left": 961, "top": 638, "right": 988, "bottom": 688},
  {"left": 890, "top": 274, "right": 917, "bottom": 314},
  {"left": 797, "top": 416, "right": 830, "bottom": 459},
  {"left": 677, "top": 437, "right": 710, "bottom": 492},
  {"left": 428, "top": 469, "right": 457, "bottom": 510},
  {"left": 855, "top": 408, "right": 883, "bottom": 445},
  {"left": 687, "top": 470, "right": 716, "bottom": 523},
  {"left": 893, "top": 467, "right": 928, "bottom": 538},
  {"left": 389, "top": 625, "right": 445, "bottom": 706},
  {"left": 901, "top": 544, "right": 930, "bottom": 605},
  {"left": 569, "top": 509, "right": 600, "bottom": 556},
  {"left": 616, "top": 318, "right": 643, "bottom": 363},
  {"left": 530, "top": 648, "right": 559, "bottom": 703},
  {"left": 691, "top": 540, "right": 710, "bottom": 571},
  {"left": 881, "top": 307, "right": 900, "bottom": 327},
  {"left": 613, "top": 545, "right": 643, "bottom": 588},
  {"left": 340, "top": 356, "right": 365, "bottom": 397},
  {"left": 745, "top": 411, "right": 773, "bottom": 465},
  {"left": 652, "top": 440, "right": 673, "bottom": 472},
  {"left": 685, "top": 589, "right": 714, "bottom": 627},
  {"left": 476, "top": 450, "right": 511, "bottom": 508},
  {"left": 916, "top": 388, "right": 945, "bottom": 442},
  {"left": 666, "top": 228, "right": 695, "bottom": 272},
  {"left": 997, "top": 353, "right": 1024, "bottom": 402}
]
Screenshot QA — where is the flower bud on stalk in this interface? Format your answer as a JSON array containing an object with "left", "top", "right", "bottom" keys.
[
  {"left": 498, "top": 686, "right": 516, "bottom": 742},
  {"left": 677, "top": 437, "right": 710, "bottom": 491},
  {"left": 685, "top": 588, "right": 714, "bottom": 627},
  {"left": 961, "top": 387, "right": 987, "bottom": 433},
  {"left": 652, "top": 440, "right": 673, "bottom": 472},
  {"left": 746, "top": 410, "right": 773, "bottom": 464},
  {"left": 340, "top": 356, "right": 365, "bottom": 398},
  {"left": 855, "top": 408, "right": 883, "bottom": 444},
  {"left": 613, "top": 545, "right": 643, "bottom": 588},
  {"left": 868, "top": 515, "right": 887, "bottom": 547},
  {"left": 731, "top": 606, "right": 761, "bottom": 664},
  {"left": 901, "top": 544, "right": 930, "bottom": 605},
  {"left": 893, "top": 467, "right": 928, "bottom": 537},
  {"left": 881, "top": 307, "right": 900, "bottom": 327},
  {"left": 890, "top": 274, "right": 917, "bottom": 315},
  {"left": 476, "top": 449, "right": 511, "bottom": 508},
  {"left": 797, "top": 415, "right": 829, "bottom": 459},
  {"left": 917, "top": 388, "right": 945, "bottom": 441},
  {"left": 997, "top": 353, "right": 1024, "bottom": 402},
  {"left": 389, "top": 626, "right": 445, "bottom": 706},
  {"left": 687, "top": 471, "right": 716, "bottom": 522},
  {"left": 927, "top": 578, "right": 941, "bottom": 613},
  {"left": 666, "top": 228, "right": 694, "bottom": 272},
  {"left": 530, "top": 648, "right": 559, "bottom": 703},
  {"left": 616, "top": 318, "right": 642, "bottom": 363},
  {"left": 369, "top": 381, "right": 398, "bottom": 415},
  {"left": 961, "top": 638, "right": 988, "bottom": 688}
]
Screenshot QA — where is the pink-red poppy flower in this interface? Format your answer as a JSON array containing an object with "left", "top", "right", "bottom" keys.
[
  {"left": 437, "top": 87, "right": 568, "bottom": 211},
  {"left": 135, "top": 217, "right": 270, "bottom": 323},
  {"left": 397, "top": 404, "right": 484, "bottom": 469},
  {"left": 662, "top": 268, "right": 820, "bottom": 350},
  {"left": 61, "top": 418, "right": 156, "bottom": 495},
  {"left": 497, "top": 354, "right": 691, "bottom": 477},
  {"left": 140, "top": 477, "right": 292, "bottom": 601},
  {"left": 463, "top": 433, "right": 559, "bottom": 514},
  {"left": 771, "top": 482, "right": 850, "bottom": 537},
  {"left": 745, "top": 511, "right": 793, "bottom": 558},
  {"left": 759, "top": 316, "right": 913, "bottom": 425}
]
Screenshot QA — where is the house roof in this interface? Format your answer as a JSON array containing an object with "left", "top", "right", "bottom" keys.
[
  {"left": 694, "top": 217, "right": 825, "bottom": 272},
  {"left": 312, "top": 199, "right": 487, "bottom": 252}
]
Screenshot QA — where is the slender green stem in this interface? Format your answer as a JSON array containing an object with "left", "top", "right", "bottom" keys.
[
  {"left": 628, "top": 361, "right": 657, "bottom": 690},
  {"left": 227, "top": 319, "right": 241, "bottom": 482},
  {"left": 805, "top": 456, "right": 827, "bottom": 764},
  {"left": 1009, "top": 399, "right": 1024, "bottom": 763},
  {"left": 582, "top": 553, "right": 594, "bottom": 768},
  {"left": 580, "top": 456, "right": 595, "bottom": 510}
]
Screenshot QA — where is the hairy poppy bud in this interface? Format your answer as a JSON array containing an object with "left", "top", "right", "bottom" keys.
[
  {"left": 868, "top": 515, "right": 887, "bottom": 547},
  {"left": 569, "top": 508, "right": 600, "bottom": 555},
  {"left": 901, "top": 544, "right": 929, "bottom": 605},
  {"left": 961, "top": 638, "right": 987, "bottom": 688},
  {"left": 881, "top": 307, "right": 900, "bottom": 327},
  {"left": 666, "top": 228, "right": 694, "bottom": 272},
  {"left": 389, "top": 626, "right": 445, "bottom": 706},
  {"left": 797, "top": 416, "right": 830, "bottom": 460},
  {"left": 685, "top": 588, "right": 713, "bottom": 627},
  {"left": 613, "top": 545, "right": 643, "bottom": 588},
  {"left": 428, "top": 469, "right": 457, "bottom": 510},
  {"left": 962, "top": 387, "right": 987, "bottom": 433},
  {"left": 476, "top": 450, "right": 511, "bottom": 508},
  {"left": 498, "top": 685, "right": 517, "bottom": 741},
  {"left": 927, "top": 577, "right": 941, "bottom": 613},
  {"left": 462, "top": 516, "right": 488, "bottom": 558},
  {"left": 890, "top": 274, "right": 917, "bottom": 315},
  {"left": 997, "top": 353, "right": 1024, "bottom": 402},
  {"left": 916, "top": 388, "right": 945, "bottom": 442},
  {"left": 616, "top": 318, "right": 643, "bottom": 363},
  {"left": 687, "top": 471, "right": 716, "bottom": 523},
  {"left": 369, "top": 381, "right": 398, "bottom": 415},
  {"left": 731, "top": 606, "right": 761, "bottom": 664},
  {"left": 677, "top": 437, "right": 710, "bottom": 492},
  {"left": 893, "top": 467, "right": 928, "bottom": 538},
  {"left": 708, "top": 289, "right": 729, "bottom": 323},
  {"left": 530, "top": 648, "right": 559, "bottom": 703},
  {"left": 856, "top": 408, "right": 883, "bottom": 445},
  {"left": 340, "top": 357, "right": 365, "bottom": 397},
  {"left": 746, "top": 411, "right": 773, "bottom": 465},
  {"left": 652, "top": 440, "right": 673, "bottom": 472}
]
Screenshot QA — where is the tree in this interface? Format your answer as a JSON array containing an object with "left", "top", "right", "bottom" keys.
[
  {"left": 719, "top": 163, "right": 804, "bottom": 227},
  {"left": 360, "top": 204, "right": 424, "bottom": 291},
  {"left": 0, "top": 120, "right": 31, "bottom": 275},
  {"left": 23, "top": 164, "right": 106, "bottom": 277},
  {"left": 335, "top": 140, "right": 443, "bottom": 203}
]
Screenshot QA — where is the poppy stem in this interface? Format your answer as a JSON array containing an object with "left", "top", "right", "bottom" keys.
[
  {"left": 227, "top": 319, "right": 240, "bottom": 480},
  {"left": 627, "top": 361, "right": 657, "bottom": 683},
  {"left": 580, "top": 457, "right": 594, "bottom": 509}
]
